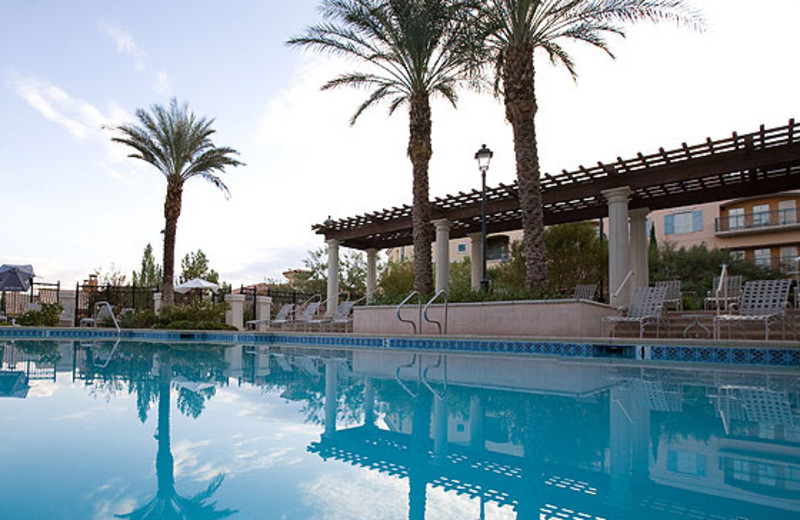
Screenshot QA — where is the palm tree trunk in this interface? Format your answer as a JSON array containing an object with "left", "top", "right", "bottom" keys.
[
  {"left": 503, "top": 43, "right": 548, "bottom": 291},
  {"left": 162, "top": 182, "right": 183, "bottom": 307},
  {"left": 156, "top": 356, "right": 175, "bottom": 498},
  {"left": 408, "top": 92, "right": 434, "bottom": 294}
]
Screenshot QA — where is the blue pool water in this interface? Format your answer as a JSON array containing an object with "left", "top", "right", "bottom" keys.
[{"left": 1, "top": 339, "right": 798, "bottom": 519}]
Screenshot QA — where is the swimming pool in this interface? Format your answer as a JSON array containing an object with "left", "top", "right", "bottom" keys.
[{"left": 1, "top": 338, "right": 798, "bottom": 519}]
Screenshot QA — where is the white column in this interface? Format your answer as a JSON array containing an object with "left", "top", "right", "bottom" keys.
[
  {"left": 326, "top": 239, "right": 340, "bottom": 317},
  {"left": 629, "top": 208, "right": 650, "bottom": 289},
  {"left": 59, "top": 290, "right": 76, "bottom": 326},
  {"left": 468, "top": 232, "right": 483, "bottom": 291},
  {"left": 324, "top": 359, "right": 338, "bottom": 437},
  {"left": 366, "top": 248, "right": 378, "bottom": 304},
  {"left": 433, "top": 219, "right": 451, "bottom": 293},
  {"left": 254, "top": 296, "right": 272, "bottom": 331},
  {"left": 224, "top": 293, "right": 245, "bottom": 330},
  {"left": 602, "top": 187, "right": 633, "bottom": 307},
  {"left": 224, "top": 345, "right": 243, "bottom": 379},
  {"left": 153, "top": 292, "right": 162, "bottom": 313}
]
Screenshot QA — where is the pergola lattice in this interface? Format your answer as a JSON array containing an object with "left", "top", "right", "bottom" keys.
[{"left": 314, "top": 119, "right": 800, "bottom": 250}]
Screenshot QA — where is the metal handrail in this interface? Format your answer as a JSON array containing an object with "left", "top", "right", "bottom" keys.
[
  {"left": 395, "top": 354, "right": 420, "bottom": 397},
  {"left": 612, "top": 271, "right": 636, "bottom": 302},
  {"left": 396, "top": 291, "right": 422, "bottom": 334},
  {"left": 96, "top": 301, "right": 120, "bottom": 334},
  {"left": 423, "top": 290, "right": 448, "bottom": 334},
  {"left": 715, "top": 263, "right": 729, "bottom": 316},
  {"left": 94, "top": 337, "right": 121, "bottom": 368},
  {"left": 422, "top": 355, "right": 447, "bottom": 400}
]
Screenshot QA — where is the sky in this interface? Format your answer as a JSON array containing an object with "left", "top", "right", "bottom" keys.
[{"left": 0, "top": 0, "right": 798, "bottom": 287}]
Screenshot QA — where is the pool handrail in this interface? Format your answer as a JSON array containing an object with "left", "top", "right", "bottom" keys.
[
  {"left": 423, "top": 290, "right": 448, "bottom": 334},
  {"left": 396, "top": 291, "right": 422, "bottom": 334}
]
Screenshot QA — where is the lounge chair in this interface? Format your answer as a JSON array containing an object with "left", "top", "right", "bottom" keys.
[
  {"left": 80, "top": 301, "right": 115, "bottom": 327},
  {"left": 713, "top": 279, "right": 793, "bottom": 340},
  {"left": 656, "top": 280, "right": 682, "bottom": 311},
  {"left": 704, "top": 275, "right": 743, "bottom": 310},
  {"left": 295, "top": 301, "right": 322, "bottom": 331},
  {"left": 572, "top": 284, "right": 597, "bottom": 300},
  {"left": 602, "top": 285, "right": 669, "bottom": 338},
  {"left": 309, "top": 299, "right": 361, "bottom": 332},
  {"left": 253, "top": 303, "right": 294, "bottom": 330}
]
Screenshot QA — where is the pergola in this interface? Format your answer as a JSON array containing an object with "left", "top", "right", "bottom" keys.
[{"left": 314, "top": 119, "right": 800, "bottom": 311}]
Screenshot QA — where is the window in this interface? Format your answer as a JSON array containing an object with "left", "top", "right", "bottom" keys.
[
  {"left": 457, "top": 243, "right": 467, "bottom": 253},
  {"left": 665, "top": 210, "right": 703, "bottom": 235},
  {"left": 779, "top": 200, "right": 797, "bottom": 225},
  {"left": 486, "top": 236, "right": 510, "bottom": 261},
  {"left": 728, "top": 207, "right": 745, "bottom": 230},
  {"left": 754, "top": 248, "right": 772, "bottom": 268},
  {"left": 780, "top": 246, "right": 797, "bottom": 272},
  {"left": 752, "top": 203, "right": 771, "bottom": 227},
  {"left": 667, "top": 450, "right": 707, "bottom": 477},
  {"left": 730, "top": 250, "right": 746, "bottom": 261}
]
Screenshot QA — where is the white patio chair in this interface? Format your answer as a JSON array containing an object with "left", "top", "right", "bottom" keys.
[
  {"left": 295, "top": 301, "right": 323, "bottom": 331},
  {"left": 713, "top": 279, "right": 793, "bottom": 340},
  {"left": 253, "top": 303, "right": 294, "bottom": 330},
  {"left": 656, "top": 280, "right": 683, "bottom": 311},
  {"left": 602, "top": 285, "right": 669, "bottom": 338},
  {"left": 79, "top": 302, "right": 115, "bottom": 327},
  {"left": 704, "top": 275, "right": 743, "bottom": 310},
  {"left": 572, "top": 284, "right": 597, "bottom": 300},
  {"left": 309, "top": 299, "right": 361, "bottom": 332}
]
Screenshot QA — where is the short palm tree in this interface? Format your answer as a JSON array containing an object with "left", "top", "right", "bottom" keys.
[
  {"left": 112, "top": 99, "right": 243, "bottom": 306},
  {"left": 478, "top": 0, "right": 702, "bottom": 290},
  {"left": 288, "top": 0, "right": 482, "bottom": 294}
]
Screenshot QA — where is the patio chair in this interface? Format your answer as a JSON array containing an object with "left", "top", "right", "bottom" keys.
[
  {"left": 295, "top": 301, "right": 323, "bottom": 331},
  {"left": 79, "top": 301, "right": 115, "bottom": 327},
  {"left": 656, "top": 280, "right": 682, "bottom": 311},
  {"left": 572, "top": 284, "right": 597, "bottom": 301},
  {"left": 602, "top": 285, "right": 669, "bottom": 338},
  {"left": 704, "top": 275, "right": 743, "bottom": 310},
  {"left": 309, "top": 299, "right": 362, "bottom": 332},
  {"left": 713, "top": 279, "right": 793, "bottom": 340},
  {"left": 257, "top": 303, "right": 294, "bottom": 330}
]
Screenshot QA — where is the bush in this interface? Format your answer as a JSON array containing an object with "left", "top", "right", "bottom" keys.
[{"left": 16, "top": 302, "right": 63, "bottom": 327}]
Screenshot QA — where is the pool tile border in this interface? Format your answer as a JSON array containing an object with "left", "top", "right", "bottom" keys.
[{"left": 1, "top": 328, "right": 797, "bottom": 367}]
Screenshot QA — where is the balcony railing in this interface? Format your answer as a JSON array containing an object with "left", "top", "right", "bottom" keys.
[
  {"left": 750, "top": 255, "right": 800, "bottom": 275},
  {"left": 715, "top": 208, "right": 799, "bottom": 233}
]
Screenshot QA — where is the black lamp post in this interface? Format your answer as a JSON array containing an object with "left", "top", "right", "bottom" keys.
[{"left": 474, "top": 144, "right": 493, "bottom": 292}]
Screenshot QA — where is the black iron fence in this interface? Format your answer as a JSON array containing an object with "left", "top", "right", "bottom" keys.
[
  {"left": 1, "top": 281, "right": 61, "bottom": 317},
  {"left": 75, "top": 283, "right": 158, "bottom": 325}
]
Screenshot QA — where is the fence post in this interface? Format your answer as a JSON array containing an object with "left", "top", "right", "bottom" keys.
[
  {"left": 106, "top": 284, "right": 111, "bottom": 303},
  {"left": 74, "top": 282, "right": 80, "bottom": 326},
  {"left": 132, "top": 282, "right": 136, "bottom": 309}
]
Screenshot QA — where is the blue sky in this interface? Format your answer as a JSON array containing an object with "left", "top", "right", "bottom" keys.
[{"left": 1, "top": 0, "right": 798, "bottom": 287}]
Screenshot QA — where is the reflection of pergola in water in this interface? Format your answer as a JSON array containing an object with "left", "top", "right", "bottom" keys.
[
  {"left": 310, "top": 358, "right": 799, "bottom": 520},
  {"left": 313, "top": 120, "right": 800, "bottom": 308}
]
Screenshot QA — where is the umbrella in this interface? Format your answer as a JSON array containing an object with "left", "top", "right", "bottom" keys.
[
  {"left": 0, "top": 264, "right": 35, "bottom": 292},
  {"left": 174, "top": 278, "right": 219, "bottom": 294}
]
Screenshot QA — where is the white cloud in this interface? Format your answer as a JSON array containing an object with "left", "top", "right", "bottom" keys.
[
  {"left": 99, "top": 21, "right": 147, "bottom": 70},
  {"left": 152, "top": 70, "right": 173, "bottom": 97}
]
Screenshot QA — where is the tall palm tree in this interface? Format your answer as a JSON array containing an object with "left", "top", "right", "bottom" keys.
[
  {"left": 288, "top": 0, "right": 482, "bottom": 294},
  {"left": 112, "top": 99, "right": 243, "bottom": 306},
  {"left": 478, "top": 0, "right": 702, "bottom": 290}
]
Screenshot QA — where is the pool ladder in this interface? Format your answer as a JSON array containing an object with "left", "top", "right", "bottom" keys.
[
  {"left": 396, "top": 290, "right": 448, "bottom": 334},
  {"left": 395, "top": 353, "right": 448, "bottom": 399}
]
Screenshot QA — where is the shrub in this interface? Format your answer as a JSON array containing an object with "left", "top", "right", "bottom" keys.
[{"left": 16, "top": 302, "right": 63, "bottom": 327}]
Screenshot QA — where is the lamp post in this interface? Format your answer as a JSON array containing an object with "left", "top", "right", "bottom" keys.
[{"left": 474, "top": 144, "right": 493, "bottom": 292}]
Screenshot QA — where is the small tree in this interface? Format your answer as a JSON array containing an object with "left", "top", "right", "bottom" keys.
[
  {"left": 180, "top": 249, "right": 219, "bottom": 284},
  {"left": 133, "top": 243, "right": 163, "bottom": 287},
  {"left": 544, "top": 223, "right": 605, "bottom": 293}
]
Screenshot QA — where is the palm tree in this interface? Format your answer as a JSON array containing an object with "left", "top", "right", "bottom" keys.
[
  {"left": 288, "top": 0, "right": 482, "bottom": 294},
  {"left": 112, "top": 99, "right": 243, "bottom": 306},
  {"left": 478, "top": 0, "right": 702, "bottom": 290}
]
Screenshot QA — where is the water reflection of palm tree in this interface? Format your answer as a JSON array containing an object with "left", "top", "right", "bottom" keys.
[{"left": 117, "top": 351, "right": 236, "bottom": 520}]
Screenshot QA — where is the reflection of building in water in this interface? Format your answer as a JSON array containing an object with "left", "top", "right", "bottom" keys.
[{"left": 297, "top": 350, "right": 800, "bottom": 520}]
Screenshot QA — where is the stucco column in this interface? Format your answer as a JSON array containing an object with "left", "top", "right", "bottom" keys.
[
  {"left": 224, "top": 345, "right": 243, "bottom": 379},
  {"left": 326, "top": 239, "right": 340, "bottom": 317},
  {"left": 629, "top": 208, "right": 650, "bottom": 289},
  {"left": 254, "top": 296, "right": 272, "bottom": 331},
  {"left": 433, "top": 396, "right": 448, "bottom": 460},
  {"left": 433, "top": 219, "right": 451, "bottom": 293},
  {"left": 609, "top": 385, "right": 633, "bottom": 508},
  {"left": 59, "top": 290, "right": 76, "bottom": 326},
  {"left": 366, "top": 248, "right": 378, "bottom": 304},
  {"left": 324, "top": 359, "right": 338, "bottom": 437},
  {"left": 153, "top": 292, "right": 162, "bottom": 313},
  {"left": 468, "top": 232, "right": 483, "bottom": 291},
  {"left": 224, "top": 293, "right": 245, "bottom": 330},
  {"left": 602, "top": 187, "right": 633, "bottom": 307}
]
